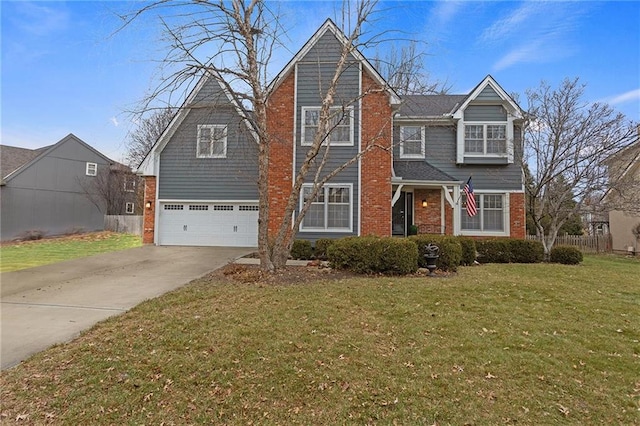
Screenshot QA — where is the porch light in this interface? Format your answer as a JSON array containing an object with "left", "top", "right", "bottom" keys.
[
  {"left": 145, "top": 201, "right": 152, "bottom": 209},
  {"left": 422, "top": 199, "right": 428, "bottom": 208}
]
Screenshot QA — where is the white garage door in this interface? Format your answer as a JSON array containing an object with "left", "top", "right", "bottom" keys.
[{"left": 158, "top": 202, "right": 258, "bottom": 247}]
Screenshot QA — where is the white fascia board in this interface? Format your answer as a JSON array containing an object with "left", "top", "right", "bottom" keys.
[
  {"left": 267, "top": 19, "right": 400, "bottom": 106},
  {"left": 452, "top": 75, "right": 523, "bottom": 119},
  {"left": 391, "top": 178, "right": 463, "bottom": 186}
]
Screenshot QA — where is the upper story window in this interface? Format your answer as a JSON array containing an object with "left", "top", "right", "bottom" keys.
[
  {"left": 301, "top": 107, "right": 354, "bottom": 146},
  {"left": 300, "top": 184, "right": 352, "bottom": 232},
  {"left": 197, "top": 124, "right": 227, "bottom": 158},
  {"left": 464, "top": 124, "right": 507, "bottom": 155},
  {"left": 86, "top": 162, "right": 97, "bottom": 176},
  {"left": 399, "top": 126, "right": 425, "bottom": 159},
  {"left": 124, "top": 177, "right": 136, "bottom": 192}
]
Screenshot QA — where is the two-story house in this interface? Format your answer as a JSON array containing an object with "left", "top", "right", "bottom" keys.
[
  {"left": 138, "top": 20, "right": 525, "bottom": 247},
  {"left": 0, "top": 134, "right": 114, "bottom": 241}
]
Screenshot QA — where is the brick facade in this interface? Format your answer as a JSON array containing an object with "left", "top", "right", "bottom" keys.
[
  {"left": 142, "top": 176, "right": 156, "bottom": 244},
  {"left": 360, "top": 71, "right": 393, "bottom": 236},
  {"left": 413, "top": 189, "right": 444, "bottom": 234},
  {"left": 509, "top": 192, "right": 526, "bottom": 238},
  {"left": 265, "top": 71, "right": 295, "bottom": 237}
]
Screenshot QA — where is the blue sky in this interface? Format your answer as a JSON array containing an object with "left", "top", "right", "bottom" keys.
[{"left": 2, "top": 1, "right": 639, "bottom": 163}]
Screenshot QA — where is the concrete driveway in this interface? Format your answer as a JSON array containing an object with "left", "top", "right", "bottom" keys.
[{"left": 0, "top": 245, "right": 252, "bottom": 370}]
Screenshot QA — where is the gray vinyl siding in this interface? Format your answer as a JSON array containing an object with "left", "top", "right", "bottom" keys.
[
  {"left": 294, "top": 31, "right": 361, "bottom": 240},
  {"left": 158, "top": 79, "right": 258, "bottom": 200},
  {"left": 464, "top": 105, "right": 507, "bottom": 121},
  {"left": 0, "top": 137, "right": 109, "bottom": 240},
  {"left": 393, "top": 124, "right": 523, "bottom": 191},
  {"left": 476, "top": 85, "right": 502, "bottom": 101}
]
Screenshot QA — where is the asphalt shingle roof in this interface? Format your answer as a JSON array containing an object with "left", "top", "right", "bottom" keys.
[
  {"left": 397, "top": 94, "right": 467, "bottom": 117},
  {"left": 0, "top": 145, "right": 49, "bottom": 180},
  {"left": 393, "top": 160, "right": 458, "bottom": 182}
]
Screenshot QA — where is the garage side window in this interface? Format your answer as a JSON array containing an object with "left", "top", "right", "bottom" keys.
[{"left": 197, "top": 125, "right": 227, "bottom": 158}]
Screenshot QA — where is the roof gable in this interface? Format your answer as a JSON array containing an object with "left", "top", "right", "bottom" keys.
[
  {"left": 137, "top": 69, "right": 256, "bottom": 175},
  {"left": 268, "top": 19, "right": 400, "bottom": 105},
  {"left": 452, "top": 75, "right": 523, "bottom": 119},
  {"left": 1, "top": 134, "right": 112, "bottom": 184}
]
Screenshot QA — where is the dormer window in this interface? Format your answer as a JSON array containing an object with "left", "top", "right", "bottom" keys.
[
  {"left": 464, "top": 124, "right": 507, "bottom": 155},
  {"left": 399, "top": 126, "right": 425, "bottom": 159}
]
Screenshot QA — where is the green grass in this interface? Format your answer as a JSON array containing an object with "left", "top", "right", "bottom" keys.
[
  {"left": 0, "top": 232, "right": 142, "bottom": 272},
  {"left": 1, "top": 255, "right": 638, "bottom": 424}
]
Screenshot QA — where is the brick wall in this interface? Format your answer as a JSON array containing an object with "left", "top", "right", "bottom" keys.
[
  {"left": 265, "top": 71, "right": 295, "bottom": 237},
  {"left": 509, "top": 192, "right": 526, "bottom": 238},
  {"left": 360, "top": 71, "right": 393, "bottom": 236},
  {"left": 142, "top": 176, "right": 156, "bottom": 244},
  {"left": 413, "top": 189, "right": 444, "bottom": 234}
]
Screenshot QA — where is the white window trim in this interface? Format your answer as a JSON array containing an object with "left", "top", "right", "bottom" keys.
[
  {"left": 459, "top": 191, "right": 510, "bottom": 237},
  {"left": 124, "top": 178, "right": 136, "bottom": 192},
  {"left": 299, "top": 183, "right": 353, "bottom": 233},
  {"left": 86, "top": 162, "right": 97, "bottom": 176},
  {"left": 399, "top": 126, "right": 425, "bottom": 159},
  {"left": 197, "top": 124, "right": 228, "bottom": 158},
  {"left": 125, "top": 202, "right": 135, "bottom": 214},
  {"left": 457, "top": 118, "right": 515, "bottom": 164},
  {"left": 463, "top": 122, "right": 508, "bottom": 157},
  {"left": 301, "top": 106, "right": 354, "bottom": 147}
]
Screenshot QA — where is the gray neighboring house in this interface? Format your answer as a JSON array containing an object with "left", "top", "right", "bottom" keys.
[{"left": 0, "top": 134, "right": 113, "bottom": 241}]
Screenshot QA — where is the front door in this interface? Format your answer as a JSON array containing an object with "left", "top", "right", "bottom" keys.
[{"left": 392, "top": 192, "right": 413, "bottom": 236}]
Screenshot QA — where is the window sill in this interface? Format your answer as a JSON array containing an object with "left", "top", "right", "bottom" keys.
[
  {"left": 459, "top": 230, "right": 508, "bottom": 237},
  {"left": 462, "top": 156, "right": 509, "bottom": 165}
]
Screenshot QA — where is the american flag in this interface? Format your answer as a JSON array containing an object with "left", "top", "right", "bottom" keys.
[{"left": 463, "top": 177, "right": 478, "bottom": 217}]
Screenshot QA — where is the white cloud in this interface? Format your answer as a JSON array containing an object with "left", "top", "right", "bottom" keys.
[
  {"left": 110, "top": 117, "right": 119, "bottom": 127},
  {"left": 604, "top": 89, "right": 640, "bottom": 105},
  {"left": 10, "top": 1, "right": 70, "bottom": 37},
  {"left": 480, "top": 2, "right": 588, "bottom": 71}
]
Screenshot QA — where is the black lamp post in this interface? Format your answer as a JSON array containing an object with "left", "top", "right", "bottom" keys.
[{"left": 423, "top": 243, "right": 440, "bottom": 277}]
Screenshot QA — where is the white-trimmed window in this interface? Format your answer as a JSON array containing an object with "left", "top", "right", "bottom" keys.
[
  {"left": 124, "top": 177, "right": 136, "bottom": 192},
  {"left": 300, "top": 184, "right": 352, "bottom": 231},
  {"left": 461, "top": 193, "right": 507, "bottom": 235},
  {"left": 301, "top": 107, "right": 354, "bottom": 146},
  {"left": 86, "top": 162, "right": 97, "bottom": 176},
  {"left": 125, "top": 202, "right": 135, "bottom": 214},
  {"left": 464, "top": 124, "right": 507, "bottom": 155},
  {"left": 399, "top": 126, "right": 425, "bottom": 158},
  {"left": 197, "top": 124, "right": 227, "bottom": 158}
]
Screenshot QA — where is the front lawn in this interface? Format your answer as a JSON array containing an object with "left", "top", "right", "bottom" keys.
[
  {"left": 0, "top": 232, "right": 142, "bottom": 272},
  {"left": 1, "top": 255, "right": 638, "bottom": 424}
]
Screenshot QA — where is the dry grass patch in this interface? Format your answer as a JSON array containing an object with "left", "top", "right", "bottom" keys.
[{"left": 1, "top": 255, "right": 638, "bottom": 424}]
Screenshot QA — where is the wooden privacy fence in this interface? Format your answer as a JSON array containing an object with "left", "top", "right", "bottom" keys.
[
  {"left": 104, "top": 215, "right": 143, "bottom": 236},
  {"left": 526, "top": 234, "right": 612, "bottom": 253}
]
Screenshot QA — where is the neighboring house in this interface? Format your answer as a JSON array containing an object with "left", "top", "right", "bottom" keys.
[
  {"left": 138, "top": 20, "right": 526, "bottom": 247},
  {"left": 0, "top": 134, "right": 113, "bottom": 241},
  {"left": 603, "top": 130, "right": 640, "bottom": 253}
]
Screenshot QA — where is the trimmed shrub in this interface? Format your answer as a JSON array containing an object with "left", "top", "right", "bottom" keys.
[
  {"left": 458, "top": 237, "right": 477, "bottom": 266},
  {"left": 476, "top": 239, "right": 510, "bottom": 263},
  {"left": 409, "top": 235, "right": 463, "bottom": 272},
  {"left": 314, "top": 238, "right": 334, "bottom": 260},
  {"left": 549, "top": 245, "right": 583, "bottom": 265},
  {"left": 508, "top": 239, "right": 544, "bottom": 263},
  {"left": 327, "top": 236, "right": 418, "bottom": 275},
  {"left": 290, "top": 239, "right": 313, "bottom": 260}
]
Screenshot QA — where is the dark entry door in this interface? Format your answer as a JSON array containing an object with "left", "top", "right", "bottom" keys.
[{"left": 392, "top": 192, "right": 413, "bottom": 236}]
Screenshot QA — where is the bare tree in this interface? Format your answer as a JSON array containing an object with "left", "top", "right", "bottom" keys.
[
  {"left": 125, "top": 107, "right": 175, "bottom": 167},
  {"left": 78, "top": 163, "right": 138, "bottom": 215},
  {"left": 372, "top": 41, "right": 450, "bottom": 95},
  {"left": 603, "top": 135, "right": 640, "bottom": 214},
  {"left": 119, "top": 0, "right": 413, "bottom": 271},
  {"left": 524, "top": 77, "right": 637, "bottom": 257}
]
